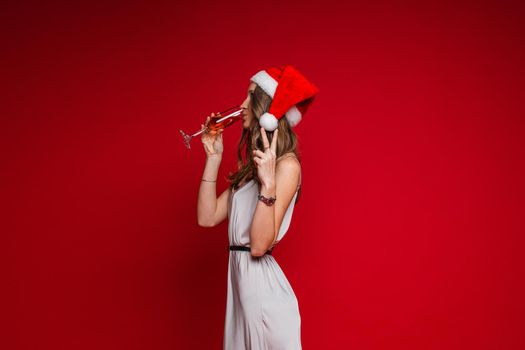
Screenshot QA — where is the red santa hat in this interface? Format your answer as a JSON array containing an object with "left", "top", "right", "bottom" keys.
[{"left": 250, "top": 64, "right": 319, "bottom": 132}]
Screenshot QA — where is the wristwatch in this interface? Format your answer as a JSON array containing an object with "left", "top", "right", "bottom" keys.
[{"left": 258, "top": 193, "right": 276, "bottom": 206}]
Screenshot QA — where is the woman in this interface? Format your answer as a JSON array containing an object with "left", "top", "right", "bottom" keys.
[{"left": 197, "top": 65, "right": 318, "bottom": 349}]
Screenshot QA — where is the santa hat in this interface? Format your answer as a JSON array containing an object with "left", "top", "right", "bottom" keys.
[{"left": 250, "top": 64, "right": 319, "bottom": 132}]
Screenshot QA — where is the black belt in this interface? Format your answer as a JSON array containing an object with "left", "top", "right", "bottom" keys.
[{"left": 229, "top": 245, "right": 273, "bottom": 255}]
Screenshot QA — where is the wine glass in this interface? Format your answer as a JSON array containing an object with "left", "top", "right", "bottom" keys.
[{"left": 179, "top": 106, "right": 243, "bottom": 150}]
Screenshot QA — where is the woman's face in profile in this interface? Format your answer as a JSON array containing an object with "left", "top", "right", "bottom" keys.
[{"left": 240, "top": 82, "right": 257, "bottom": 129}]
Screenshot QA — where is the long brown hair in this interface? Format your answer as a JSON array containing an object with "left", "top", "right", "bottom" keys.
[{"left": 226, "top": 84, "right": 302, "bottom": 203}]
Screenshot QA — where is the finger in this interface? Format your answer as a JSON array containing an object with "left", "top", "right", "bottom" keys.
[
  {"left": 271, "top": 129, "right": 278, "bottom": 153},
  {"left": 253, "top": 157, "right": 261, "bottom": 166},
  {"left": 252, "top": 149, "right": 265, "bottom": 158},
  {"left": 260, "top": 127, "right": 270, "bottom": 150}
]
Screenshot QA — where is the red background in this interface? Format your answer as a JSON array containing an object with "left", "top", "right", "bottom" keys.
[{"left": 4, "top": 0, "right": 525, "bottom": 349}]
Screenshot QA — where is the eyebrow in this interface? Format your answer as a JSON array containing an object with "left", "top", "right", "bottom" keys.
[{"left": 248, "top": 90, "right": 254, "bottom": 93}]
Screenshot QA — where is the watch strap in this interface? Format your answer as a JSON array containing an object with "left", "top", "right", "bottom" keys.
[{"left": 258, "top": 194, "right": 276, "bottom": 206}]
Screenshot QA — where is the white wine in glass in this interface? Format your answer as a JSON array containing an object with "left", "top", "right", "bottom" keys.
[{"left": 179, "top": 106, "right": 243, "bottom": 150}]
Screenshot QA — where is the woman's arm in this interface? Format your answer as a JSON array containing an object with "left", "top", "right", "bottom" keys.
[
  {"left": 197, "top": 155, "right": 230, "bottom": 227},
  {"left": 249, "top": 157, "right": 301, "bottom": 256},
  {"left": 197, "top": 113, "right": 228, "bottom": 228}
]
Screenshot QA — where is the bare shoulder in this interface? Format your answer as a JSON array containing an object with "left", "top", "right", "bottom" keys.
[
  {"left": 276, "top": 153, "right": 301, "bottom": 177},
  {"left": 277, "top": 152, "right": 300, "bottom": 165}
]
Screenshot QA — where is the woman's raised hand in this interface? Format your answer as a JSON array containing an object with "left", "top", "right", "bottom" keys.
[
  {"left": 201, "top": 113, "right": 224, "bottom": 158},
  {"left": 252, "top": 127, "right": 278, "bottom": 189}
]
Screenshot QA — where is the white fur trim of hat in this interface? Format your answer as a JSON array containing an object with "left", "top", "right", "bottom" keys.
[{"left": 250, "top": 71, "right": 278, "bottom": 98}]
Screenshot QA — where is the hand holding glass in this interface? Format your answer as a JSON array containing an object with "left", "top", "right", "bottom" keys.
[{"left": 179, "top": 106, "right": 243, "bottom": 149}]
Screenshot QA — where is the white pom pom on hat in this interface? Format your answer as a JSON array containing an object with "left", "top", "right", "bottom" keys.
[
  {"left": 258, "top": 112, "right": 279, "bottom": 131},
  {"left": 250, "top": 64, "right": 319, "bottom": 132}
]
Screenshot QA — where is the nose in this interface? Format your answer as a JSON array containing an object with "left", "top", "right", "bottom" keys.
[{"left": 240, "top": 100, "right": 247, "bottom": 110}]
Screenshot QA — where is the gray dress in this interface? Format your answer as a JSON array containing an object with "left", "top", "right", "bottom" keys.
[{"left": 224, "top": 173, "right": 302, "bottom": 349}]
